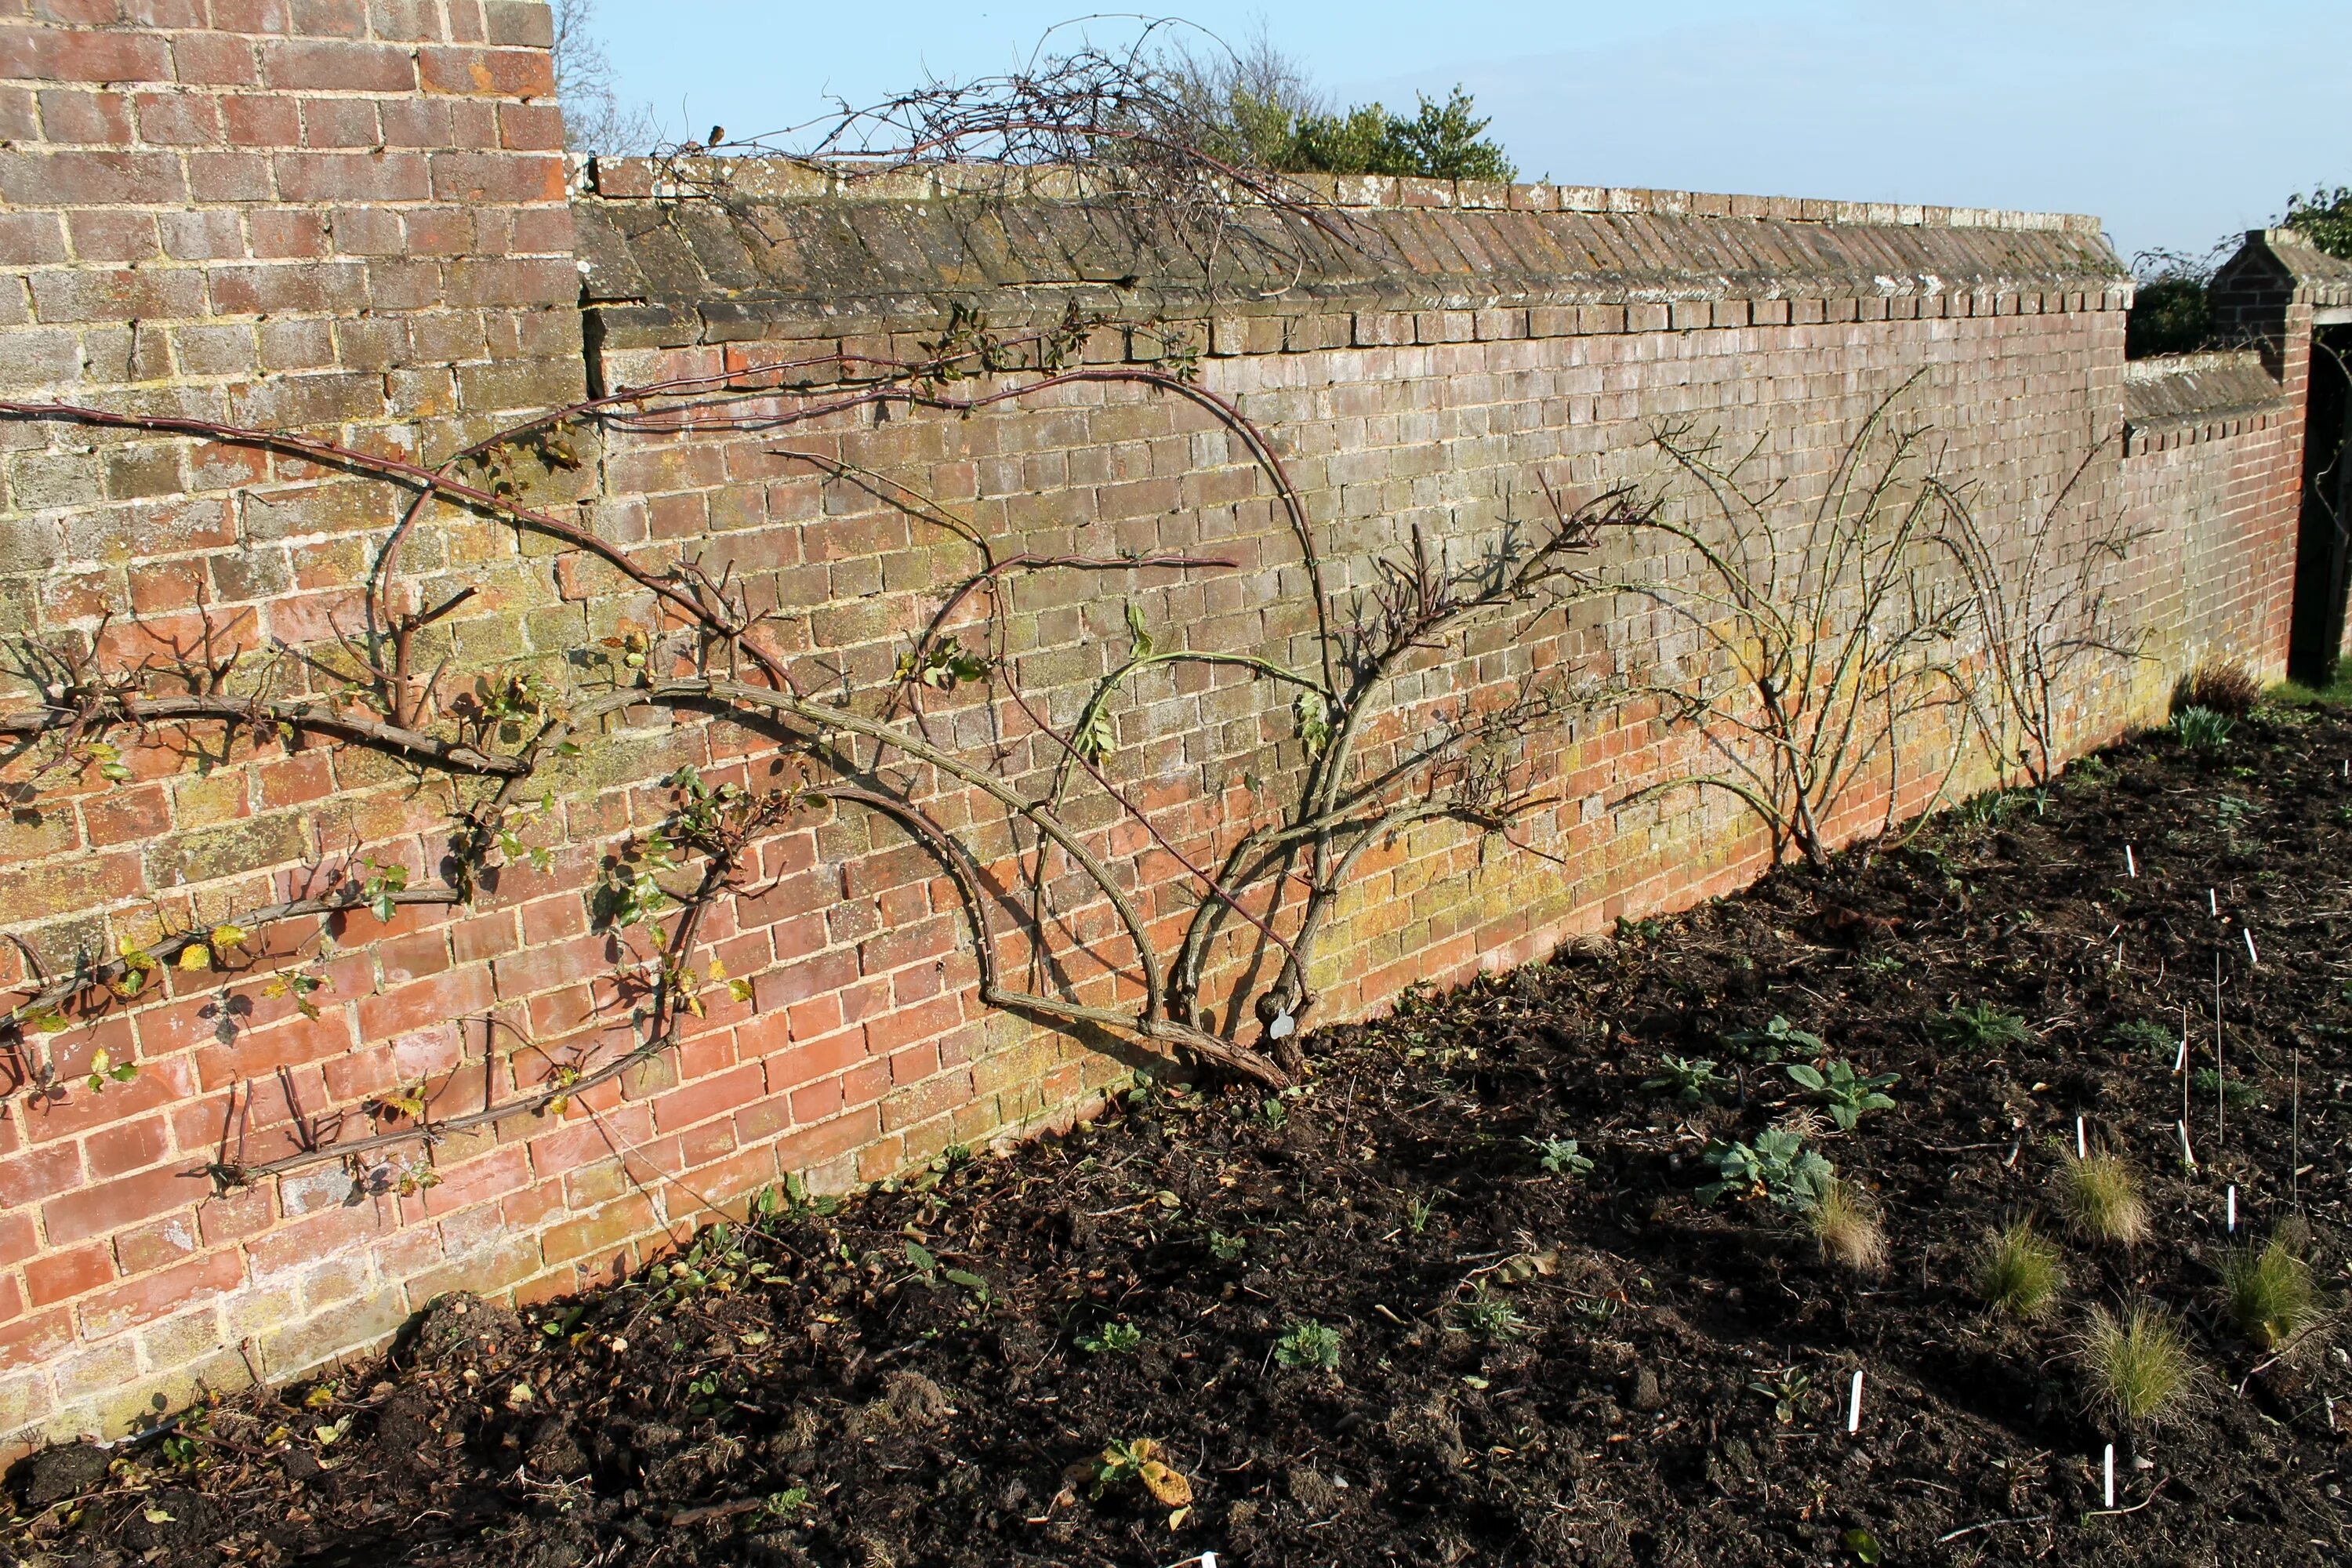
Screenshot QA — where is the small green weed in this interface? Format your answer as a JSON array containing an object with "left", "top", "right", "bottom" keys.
[
  {"left": 2190, "top": 1068, "right": 2259, "bottom": 1109},
  {"left": 1642, "top": 1054, "right": 1726, "bottom": 1102},
  {"left": 1784, "top": 1059, "right": 1899, "bottom": 1131},
  {"left": 1748, "top": 1366, "right": 1812, "bottom": 1424},
  {"left": 1078, "top": 1320, "right": 1144, "bottom": 1355},
  {"left": 1524, "top": 1135, "right": 1594, "bottom": 1178},
  {"left": 2212, "top": 793, "right": 2258, "bottom": 839},
  {"left": 1698, "top": 1128, "right": 1832, "bottom": 1210},
  {"left": 1088, "top": 1437, "right": 1192, "bottom": 1506},
  {"left": 1723, "top": 1015, "right": 1824, "bottom": 1062},
  {"left": 1926, "top": 1002, "right": 2033, "bottom": 1051},
  {"left": 1405, "top": 1193, "right": 1441, "bottom": 1236},
  {"left": 2110, "top": 1019, "right": 2176, "bottom": 1060},
  {"left": 1207, "top": 1229, "right": 1248, "bottom": 1262},
  {"left": 1450, "top": 1289, "right": 1526, "bottom": 1341},
  {"left": 1273, "top": 1319, "right": 1343, "bottom": 1371}
]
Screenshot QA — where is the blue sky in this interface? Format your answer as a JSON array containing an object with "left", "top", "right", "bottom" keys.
[{"left": 590, "top": 2, "right": 2351, "bottom": 267}]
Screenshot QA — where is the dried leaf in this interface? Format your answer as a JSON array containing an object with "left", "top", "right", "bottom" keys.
[{"left": 1137, "top": 1459, "right": 1192, "bottom": 1507}]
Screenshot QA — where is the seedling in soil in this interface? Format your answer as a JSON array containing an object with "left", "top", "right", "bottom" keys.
[
  {"left": 1273, "top": 1319, "right": 1344, "bottom": 1371},
  {"left": 1784, "top": 1060, "right": 1900, "bottom": 1131},
  {"left": 2078, "top": 1305, "right": 2199, "bottom": 1428},
  {"left": 1749, "top": 1367, "right": 1813, "bottom": 1424},
  {"left": 1405, "top": 1194, "right": 1441, "bottom": 1236},
  {"left": 1926, "top": 1001, "right": 2033, "bottom": 1051},
  {"left": 1973, "top": 1221, "right": 2065, "bottom": 1319},
  {"left": 2110, "top": 1019, "right": 2176, "bottom": 1061},
  {"left": 2190, "top": 1068, "right": 2259, "bottom": 1110},
  {"left": 1077, "top": 1321, "right": 1144, "bottom": 1355},
  {"left": 2058, "top": 1150, "right": 2149, "bottom": 1247},
  {"left": 1573, "top": 1294, "right": 1621, "bottom": 1329},
  {"left": 1723, "top": 1015, "right": 1824, "bottom": 1062},
  {"left": 2172, "top": 706, "right": 2235, "bottom": 753},
  {"left": 1803, "top": 1177, "right": 1887, "bottom": 1275},
  {"left": 1525, "top": 1135, "right": 1595, "bottom": 1178},
  {"left": 1257, "top": 1095, "right": 1289, "bottom": 1131},
  {"left": 1698, "top": 1128, "right": 1832, "bottom": 1210},
  {"left": 2223, "top": 1233, "right": 2319, "bottom": 1348},
  {"left": 2212, "top": 793, "right": 2258, "bottom": 843},
  {"left": 1856, "top": 951, "right": 1904, "bottom": 979},
  {"left": 1087, "top": 1437, "right": 1192, "bottom": 1507},
  {"left": 1643, "top": 1054, "right": 1727, "bottom": 1102},
  {"left": 1450, "top": 1289, "right": 1527, "bottom": 1341},
  {"left": 1206, "top": 1229, "right": 1248, "bottom": 1262}
]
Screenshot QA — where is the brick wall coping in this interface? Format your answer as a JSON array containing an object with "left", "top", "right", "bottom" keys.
[
  {"left": 575, "top": 156, "right": 2103, "bottom": 236},
  {"left": 2122, "top": 347, "right": 2286, "bottom": 430},
  {"left": 572, "top": 168, "right": 2126, "bottom": 350}
]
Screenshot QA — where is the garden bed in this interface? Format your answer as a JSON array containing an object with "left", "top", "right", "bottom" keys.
[{"left": 11, "top": 703, "right": 2352, "bottom": 1567}]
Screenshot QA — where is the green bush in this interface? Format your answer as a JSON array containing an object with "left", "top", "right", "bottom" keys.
[
  {"left": 2125, "top": 274, "right": 2212, "bottom": 358},
  {"left": 2285, "top": 186, "right": 2352, "bottom": 258},
  {"left": 1219, "top": 85, "right": 1515, "bottom": 182}
]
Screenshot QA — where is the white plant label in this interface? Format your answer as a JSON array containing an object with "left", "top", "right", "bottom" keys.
[
  {"left": 1848, "top": 1369, "right": 1863, "bottom": 1433},
  {"left": 2103, "top": 1444, "right": 2115, "bottom": 1508}
]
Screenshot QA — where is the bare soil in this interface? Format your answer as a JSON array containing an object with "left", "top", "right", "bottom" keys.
[{"left": 11, "top": 706, "right": 2352, "bottom": 1567}]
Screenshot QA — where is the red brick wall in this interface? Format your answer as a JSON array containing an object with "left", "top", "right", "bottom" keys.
[
  {"left": 0, "top": 0, "right": 583, "bottom": 1448},
  {"left": 0, "top": 5, "right": 2311, "bottom": 1457},
  {"left": 2122, "top": 365, "right": 2304, "bottom": 684}
]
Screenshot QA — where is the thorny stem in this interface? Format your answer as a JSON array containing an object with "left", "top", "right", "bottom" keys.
[{"left": 0, "top": 336, "right": 1656, "bottom": 1182}]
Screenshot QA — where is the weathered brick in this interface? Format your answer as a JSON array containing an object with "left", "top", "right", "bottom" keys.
[
  {"left": 0, "top": 25, "right": 172, "bottom": 84},
  {"left": 258, "top": 38, "right": 416, "bottom": 93}
]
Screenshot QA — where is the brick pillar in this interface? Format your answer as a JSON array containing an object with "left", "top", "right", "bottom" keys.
[{"left": 2207, "top": 231, "right": 2317, "bottom": 678}]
